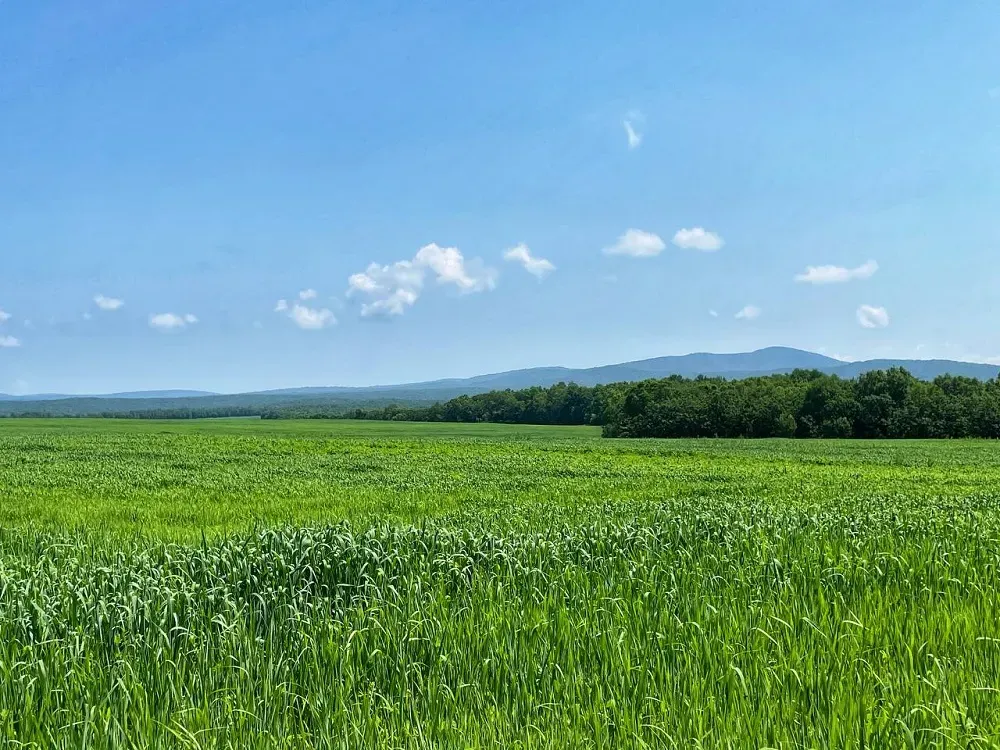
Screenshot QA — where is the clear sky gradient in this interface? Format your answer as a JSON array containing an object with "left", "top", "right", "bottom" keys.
[{"left": 1, "top": 1, "right": 998, "bottom": 394}]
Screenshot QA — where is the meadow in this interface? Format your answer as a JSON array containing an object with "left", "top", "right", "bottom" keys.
[{"left": 1, "top": 419, "right": 1000, "bottom": 747}]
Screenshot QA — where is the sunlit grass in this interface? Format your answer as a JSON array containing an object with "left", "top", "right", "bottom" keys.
[{"left": 1, "top": 419, "right": 999, "bottom": 746}]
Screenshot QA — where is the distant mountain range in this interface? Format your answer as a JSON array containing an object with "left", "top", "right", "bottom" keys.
[
  {"left": 236, "top": 346, "right": 1000, "bottom": 394},
  {"left": 2, "top": 347, "right": 998, "bottom": 415}
]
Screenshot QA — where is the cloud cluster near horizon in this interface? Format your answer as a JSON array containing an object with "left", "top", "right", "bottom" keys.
[
  {"left": 0, "top": 211, "right": 895, "bottom": 347},
  {"left": 347, "top": 243, "right": 497, "bottom": 317}
]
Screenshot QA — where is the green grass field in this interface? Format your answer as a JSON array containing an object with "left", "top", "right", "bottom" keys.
[{"left": 2, "top": 419, "right": 1000, "bottom": 747}]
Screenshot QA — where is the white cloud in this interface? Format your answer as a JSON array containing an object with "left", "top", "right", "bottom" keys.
[
  {"left": 83, "top": 312, "right": 93, "bottom": 321},
  {"left": 856, "top": 304, "right": 889, "bottom": 329},
  {"left": 361, "top": 288, "right": 420, "bottom": 318},
  {"left": 149, "top": 312, "right": 198, "bottom": 331},
  {"left": 274, "top": 293, "right": 336, "bottom": 329},
  {"left": 348, "top": 244, "right": 497, "bottom": 317},
  {"left": 415, "top": 243, "right": 497, "bottom": 292},
  {"left": 503, "top": 243, "right": 555, "bottom": 278},
  {"left": 94, "top": 294, "right": 124, "bottom": 311},
  {"left": 795, "top": 260, "right": 878, "bottom": 284},
  {"left": 347, "top": 273, "right": 380, "bottom": 294},
  {"left": 288, "top": 304, "right": 335, "bottom": 330},
  {"left": 0, "top": 310, "right": 10, "bottom": 323},
  {"left": 735, "top": 305, "right": 761, "bottom": 320},
  {"left": 672, "top": 227, "right": 724, "bottom": 252},
  {"left": 348, "top": 260, "right": 424, "bottom": 317},
  {"left": 0, "top": 336, "right": 21, "bottom": 348},
  {"left": 709, "top": 309, "right": 719, "bottom": 317},
  {"left": 603, "top": 229, "right": 666, "bottom": 257}
]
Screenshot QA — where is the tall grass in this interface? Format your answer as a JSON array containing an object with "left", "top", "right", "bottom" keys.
[
  {"left": 1, "top": 421, "right": 1000, "bottom": 746},
  {"left": 0, "top": 497, "right": 998, "bottom": 747}
]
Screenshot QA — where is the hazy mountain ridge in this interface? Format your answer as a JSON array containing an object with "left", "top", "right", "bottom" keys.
[{"left": 2, "top": 347, "right": 998, "bottom": 416}]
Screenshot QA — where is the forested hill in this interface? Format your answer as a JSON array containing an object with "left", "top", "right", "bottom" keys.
[{"left": 273, "top": 368, "right": 1000, "bottom": 440}]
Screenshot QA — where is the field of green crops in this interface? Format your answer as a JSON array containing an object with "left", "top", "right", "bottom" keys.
[{"left": 2, "top": 419, "right": 1000, "bottom": 747}]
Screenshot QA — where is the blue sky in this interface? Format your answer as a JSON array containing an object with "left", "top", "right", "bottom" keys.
[{"left": 1, "top": 1, "right": 998, "bottom": 394}]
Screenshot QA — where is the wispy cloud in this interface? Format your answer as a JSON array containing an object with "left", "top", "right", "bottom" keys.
[
  {"left": 795, "top": 260, "right": 878, "bottom": 284},
  {"left": 503, "top": 244, "right": 555, "bottom": 278},
  {"left": 856, "top": 304, "right": 889, "bottom": 328},
  {"left": 819, "top": 347, "right": 855, "bottom": 362},
  {"left": 672, "top": 228, "right": 724, "bottom": 252},
  {"left": 709, "top": 309, "right": 719, "bottom": 317},
  {"left": 94, "top": 294, "right": 124, "bottom": 311},
  {"left": 990, "top": 87, "right": 1000, "bottom": 99},
  {"left": 622, "top": 110, "right": 644, "bottom": 150},
  {"left": 603, "top": 229, "right": 666, "bottom": 257},
  {"left": 298, "top": 289, "right": 317, "bottom": 301},
  {"left": 0, "top": 309, "right": 10, "bottom": 323},
  {"left": 624, "top": 121, "right": 641, "bottom": 149},
  {"left": 149, "top": 312, "right": 198, "bottom": 331},
  {"left": 348, "top": 244, "right": 497, "bottom": 317},
  {"left": 735, "top": 305, "right": 761, "bottom": 320}
]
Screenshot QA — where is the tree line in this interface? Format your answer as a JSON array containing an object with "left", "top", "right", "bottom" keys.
[
  {"left": 261, "top": 381, "right": 619, "bottom": 425},
  {"left": 263, "top": 368, "right": 1000, "bottom": 439},
  {"left": 0, "top": 396, "right": 434, "bottom": 419},
  {"left": 4, "top": 406, "right": 264, "bottom": 420}
]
